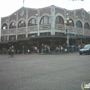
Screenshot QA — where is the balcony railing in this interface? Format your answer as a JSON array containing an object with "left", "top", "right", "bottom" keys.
[
  {"left": 84, "top": 29, "right": 90, "bottom": 36},
  {"left": 1, "top": 25, "right": 90, "bottom": 37},
  {"left": 68, "top": 26, "right": 76, "bottom": 34},
  {"left": 17, "top": 27, "right": 26, "bottom": 34},
  {"left": 28, "top": 26, "right": 38, "bottom": 32},
  {"left": 1, "top": 30, "right": 8, "bottom": 34},
  {"left": 9, "top": 28, "right": 16, "bottom": 34},
  {"left": 55, "top": 24, "right": 65, "bottom": 33},
  {"left": 39, "top": 24, "right": 51, "bottom": 30},
  {"left": 76, "top": 27, "right": 83, "bottom": 35}
]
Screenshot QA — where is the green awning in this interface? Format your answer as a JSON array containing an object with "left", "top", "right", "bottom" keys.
[
  {"left": 29, "top": 35, "right": 67, "bottom": 39},
  {"left": 18, "top": 38, "right": 30, "bottom": 41},
  {"left": 0, "top": 41, "right": 8, "bottom": 44},
  {"left": 8, "top": 40, "right": 18, "bottom": 43}
]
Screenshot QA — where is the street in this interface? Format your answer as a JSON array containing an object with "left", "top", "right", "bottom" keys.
[{"left": 0, "top": 53, "right": 90, "bottom": 90}]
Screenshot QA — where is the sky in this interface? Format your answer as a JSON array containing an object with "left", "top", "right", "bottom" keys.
[{"left": 0, "top": 0, "right": 90, "bottom": 17}]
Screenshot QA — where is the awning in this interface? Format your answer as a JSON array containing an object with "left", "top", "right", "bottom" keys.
[
  {"left": 0, "top": 41, "right": 8, "bottom": 44},
  {"left": 18, "top": 38, "right": 30, "bottom": 41},
  {"left": 8, "top": 40, "right": 18, "bottom": 43}
]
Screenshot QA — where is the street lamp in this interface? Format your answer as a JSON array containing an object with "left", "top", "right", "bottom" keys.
[{"left": 64, "top": 18, "right": 72, "bottom": 52}]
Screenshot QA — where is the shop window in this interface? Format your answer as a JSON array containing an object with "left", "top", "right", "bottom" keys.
[
  {"left": 28, "top": 34, "right": 37, "bottom": 38},
  {"left": 9, "top": 35, "right": 16, "bottom": 40},
  {"left": 1, "top": 36, "right": 7, "bottom": 41},
  {"left": 18, "top": 34, "right": 26, "bottom": 39}
]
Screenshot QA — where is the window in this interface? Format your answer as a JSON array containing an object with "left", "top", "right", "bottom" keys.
[
  {"left": 9, "top": 35, "right": 16, "bottom": 40},
  {"left": 28, "top": 18, "right": 36, "bottom": 26},
  {"left": 9, "top": 22, "right": 16, "bottom": 29},
  {"left": 69, "top": 19, "right": 74, "bottom": 26},
  {"left": 40, "top": 16, "right": 50, "bottom": 24},
  {"left": 76, "top": 20, "right": 82, "bottom": 28},
  {"left": 1, "top": 36, "right": 7, "bottom": 41},
  {"left": 2, "top": 23, "right": 8, "bottom": 30},
  {"left": 55, "top": 16, "right": 64, "bottom": 24},
  {"left": 84, "top": 22, "right": 90, "bottom": 29},
  {"left": 18, "top": 20, "right": 26, "bottom": 27},
  {"left": 18, "top": 34, "right": 26, "bottom": 39}
]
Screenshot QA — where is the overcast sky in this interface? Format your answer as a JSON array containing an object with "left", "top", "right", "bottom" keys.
[{"left": 0, "top": 0, "right": 90, "bottom": 17}]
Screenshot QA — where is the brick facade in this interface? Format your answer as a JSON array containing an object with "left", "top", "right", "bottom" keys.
[{"left": 0, "top": 5, "right": 90, "bottom": 52}]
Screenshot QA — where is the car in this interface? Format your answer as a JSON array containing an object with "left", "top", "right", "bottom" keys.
[{"left": 79, "top": 44, "right": 90, "bottom": 55}]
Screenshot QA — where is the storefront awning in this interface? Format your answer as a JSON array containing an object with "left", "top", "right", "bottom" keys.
[
  {"left": 8, "top": 40, "right": 18, "bottom": 43},
  {"left": 0, "top": 41, "right": 8, "bottom": 44}
]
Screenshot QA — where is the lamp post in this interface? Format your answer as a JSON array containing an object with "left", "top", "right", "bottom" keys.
[{"left": 64, "top": 18, "right": 72, "bottom": 52}]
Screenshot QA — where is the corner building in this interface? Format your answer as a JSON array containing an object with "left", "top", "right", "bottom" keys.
[{"left": 0, "top": 5, "right": 90, "bottom": 53}]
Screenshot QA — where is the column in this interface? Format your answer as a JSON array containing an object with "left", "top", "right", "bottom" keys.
[
  {"left": 7, "top": 17, "right": 9, "bottom": 41},
  {"left": 37, "top": 9, "right": 40, "bottom": 36},
  {"left": 16, "top": 11, "right": 18, "bottom": 40},
  {"left": 51, "top": 5, "right": 55, "bottom": 35},
  {"left": 74, "top": 10, "right": 76, "bottom": 35},
  {"left": 26, "top": 9, "right": 28, "bottom": 38},
  {"left": 0, "top": 18, "right": 1, "bottom": 42}
]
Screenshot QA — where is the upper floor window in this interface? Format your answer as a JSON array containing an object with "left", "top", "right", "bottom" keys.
[
  {"left": 69, "top": 19, "right": 74, "bottom": 26},
  {"left": 28, "top": 18, "right": 36, "bottom": 26},
  {"left": 2, "top": 23, "right": 8, "bottom": 30},
  {"left": 55, "top": 16, "right": 64, "bottom": 24},
  {"left": 40, "top": 16, "right": 50, "bottom": 24},
  {"left": 84, "top": 22, "right": 90, "bottom": 29},
  {"left": 18, "top": 20, "right": 26, "bottom": 28},
  {"left": 76, "top": 20, "right": 82, "bottom": 28},
  {"left": 9, "top": 22, "right": 16, "bottom": 29}
]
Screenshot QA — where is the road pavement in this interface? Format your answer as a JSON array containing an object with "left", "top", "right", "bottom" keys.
[{"left": 0, "top": 53, "right": 90, "bottom": 90}]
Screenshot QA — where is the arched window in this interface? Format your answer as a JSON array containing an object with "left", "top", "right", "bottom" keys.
[
  {"left": 9, "top": 22, "right": 16, "bottom": 29},
  {"left": 55, "top": 16, "right": 64, "bottom": 24},
  {"left": 2, "top": 23, "right": 8, "bottom": 30},
  {"left": 40, "top": 16, "right": 50, "bottom": 24},
  {"left": 18, "top": 20, "right": 26, "bottom": 27},
  {"left": 28, "top": 18, "right": 36, "bottom": 26},
  {"left": 76, "top": 20, "right": 82, "bottom": 28},
  {"left": 69, "top": 19, "right": 74, "bottom": 26},
  {"left": 84, "top": 22, "right": 90, "bottom": 29}
]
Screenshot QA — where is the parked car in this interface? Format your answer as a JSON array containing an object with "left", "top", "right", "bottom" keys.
[{"left": 79, "top": 44, "right": 90, "bottom": 55}]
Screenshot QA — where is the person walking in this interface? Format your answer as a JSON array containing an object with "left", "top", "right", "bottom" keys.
[
  {"left": 11, "top": 46, "right": 15, "bottom": 57},
  {"left": 7, "top": 47, "right": 12, "bottom": 58}
]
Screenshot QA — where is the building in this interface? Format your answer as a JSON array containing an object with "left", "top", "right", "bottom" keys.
[{"left": 0, "top": 5, "right": 90, "bottom": 53}]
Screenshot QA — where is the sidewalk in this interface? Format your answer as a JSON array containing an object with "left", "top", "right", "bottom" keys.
[
  {"left": 39, "top": 51, "right": 78, "bottom": 55},
  {"left": 0, "top": 51, "right": 78, "bottom": 55}
]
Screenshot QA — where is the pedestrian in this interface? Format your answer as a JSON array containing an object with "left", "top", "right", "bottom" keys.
[
  {"left": 7, "top": 47, "right": 12, "bottom": 58},
  {"left": 61, "top": 46, "right": 63, "bottom": 53},
  {"left": 28, "top": 49, "right": 30, "bottom": 54},
  {"left": 22, "top": 46, "right": 25, "bottom": 54},
  {"left": 77, "top": 45, "right": 81, "bottom": 51},
  {"left": 34, "top": 46, "right": 37, "bottom": 53},
  {"left": 11, "top": 46, "right": 15, "bottom": 57}
]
